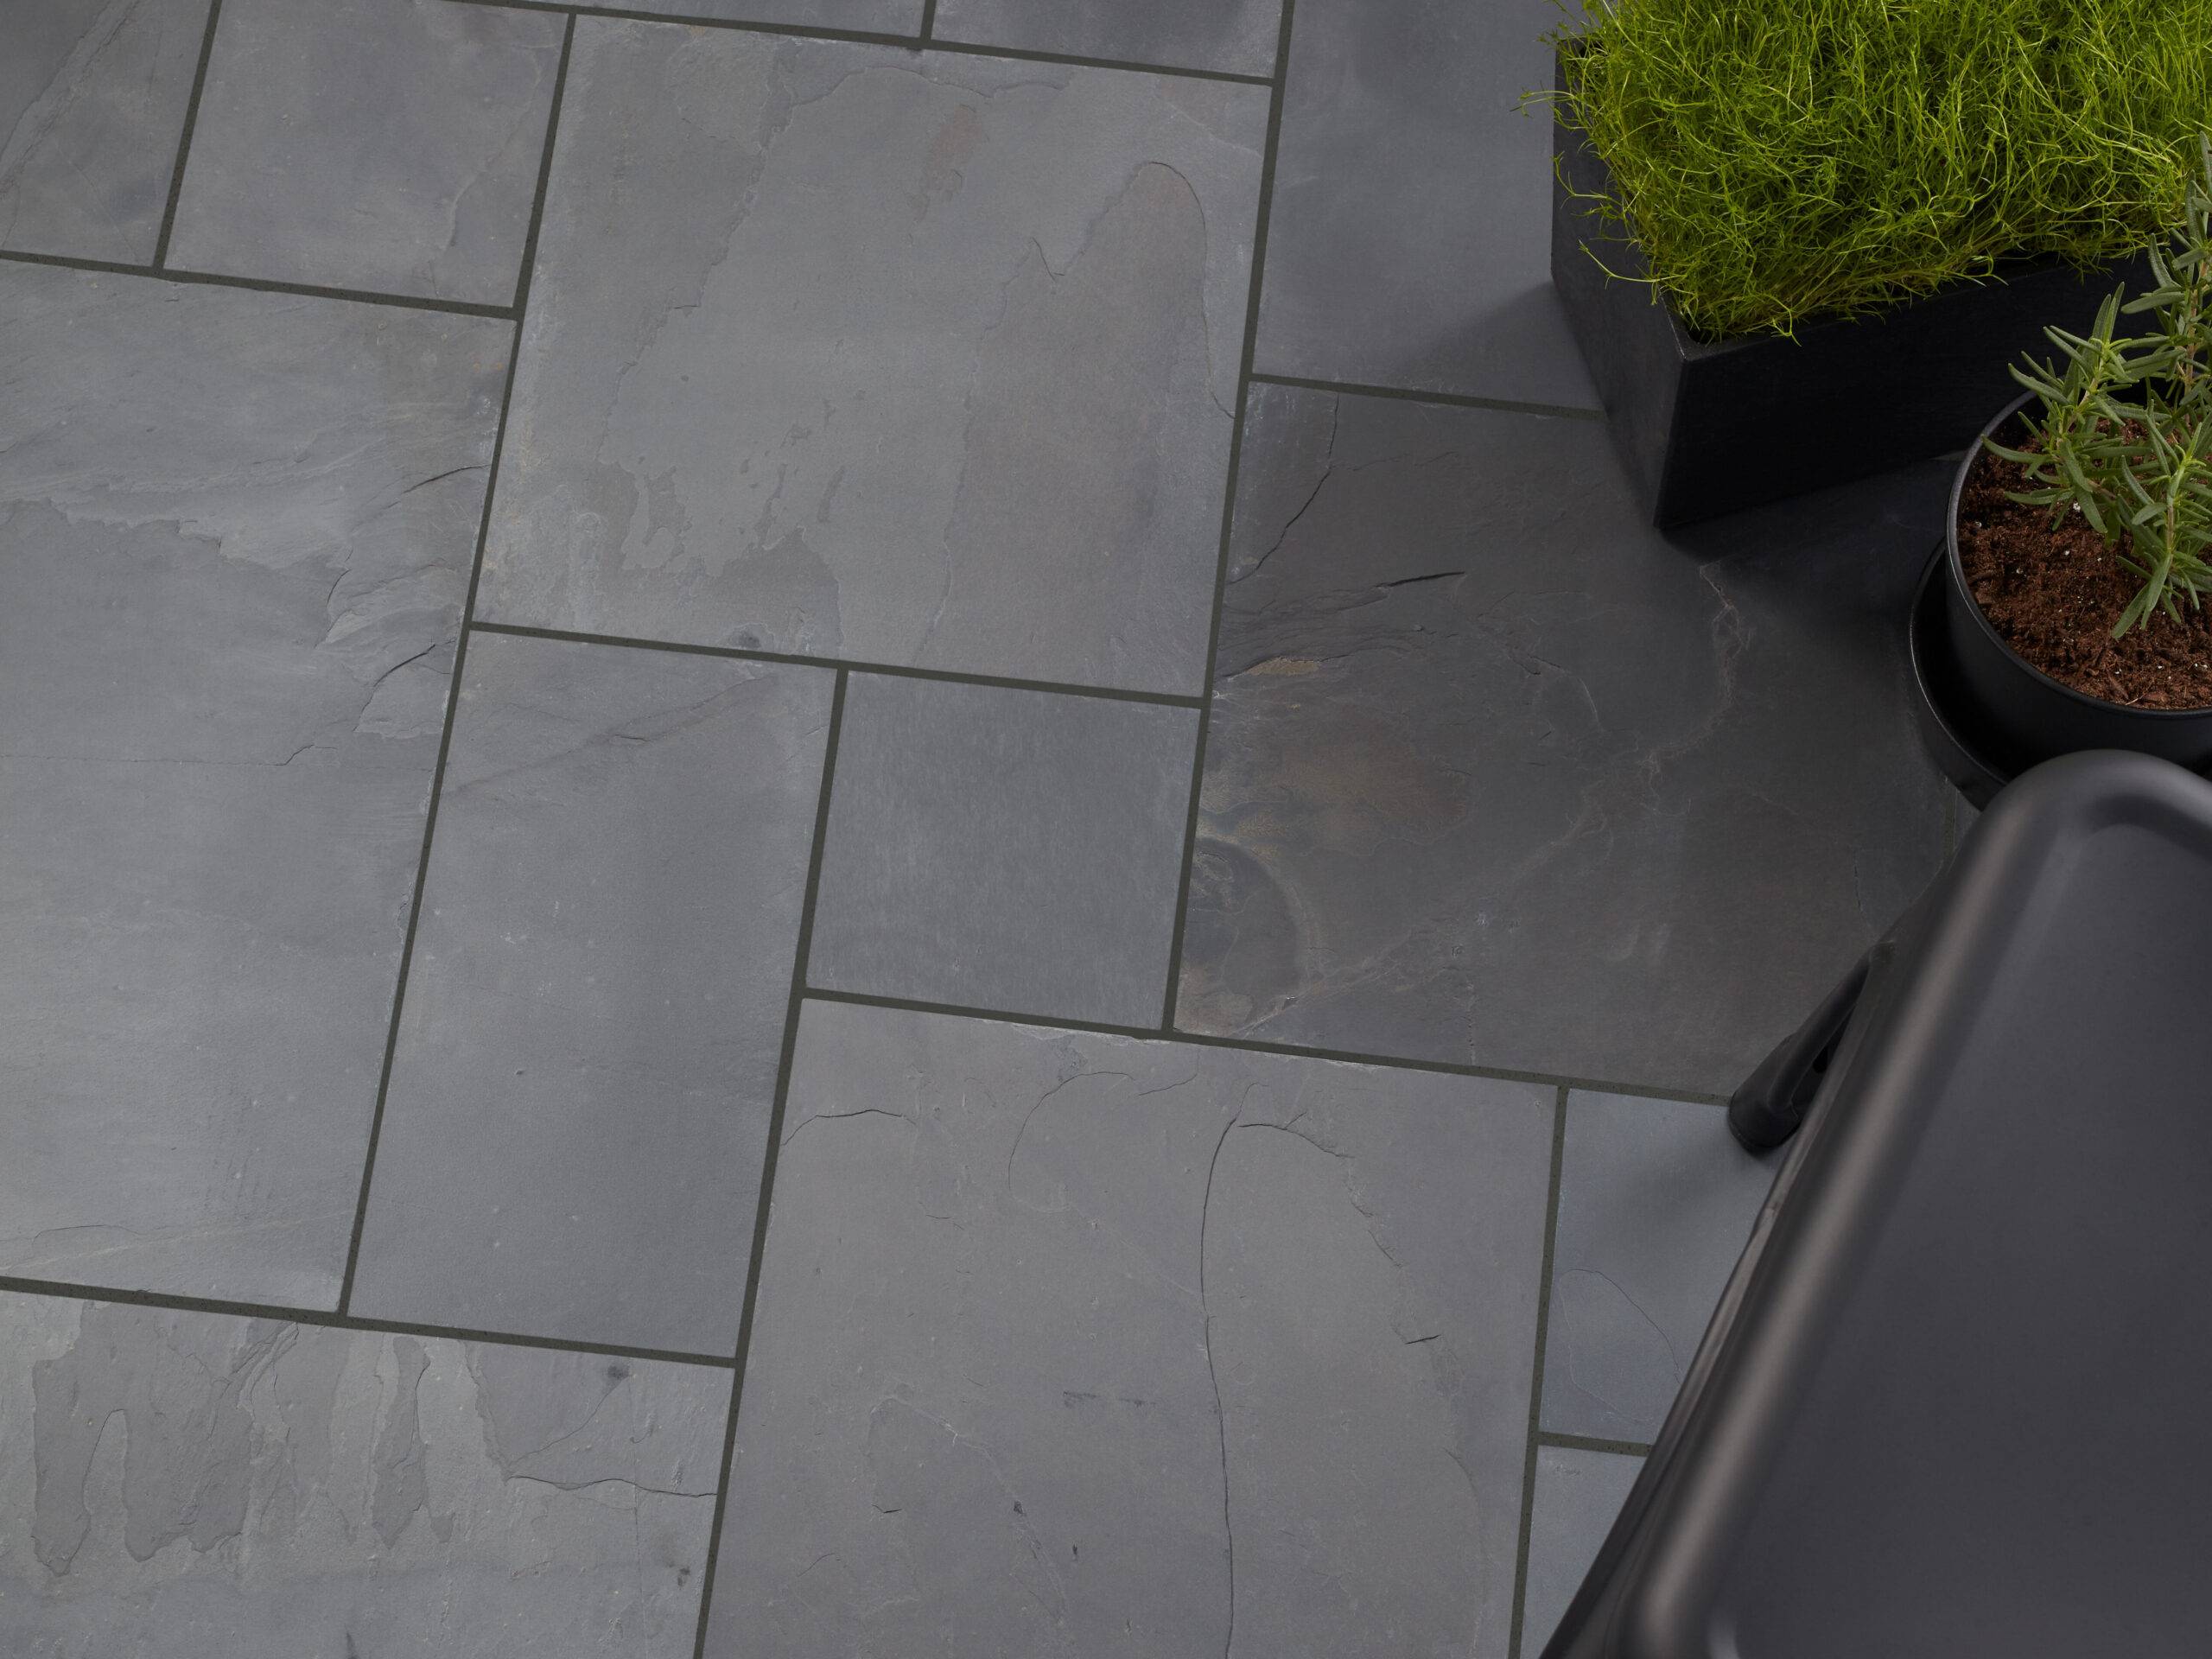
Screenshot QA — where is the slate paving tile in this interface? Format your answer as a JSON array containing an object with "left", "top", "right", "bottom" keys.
[
  {"left": 478, "top": 19, "right": 1267, "bottom": 694},
  {"left": 167, "top": 0, "right": 564, "bottom": 306},
  {"left": 704, "top": 999, "right": 1554, "bottom": 1659},
  {"left": 616, "top": 0, "right": 923, "bottom": 29},
  {"left": 349, "top": 634, "right": 833, "bottom": 1355},
  {"left": 931, "top": 0, "right": 1284, "bottom": 77},
  {"left": 0, "top": 264, "right": 505, "bottom": 1306},
  {"left": 808, "top": 674, "right": 1197, "bottom": 1026},
  {"left": 1541, "top": 1092, "right": 1777, "bottom": 1444},
  {"left": 1255, "top": 0, "right": 1597, "bottom": 407},
  {"left": 0, "top": 1291, "right": 727, "bottom": 1656},
  {"left": 1521, "top": 1444, "right": 1643, "bottom": 1657},
  {"left": 0, "top": 0, "right": 211, "bottom": 264},
  {"left": 1175, "top": 382, "right": 1952, "bottom": 1096}
]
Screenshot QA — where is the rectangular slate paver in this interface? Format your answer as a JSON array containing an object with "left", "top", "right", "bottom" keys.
[
  {"left": 1255, "top": 0, "right": 1596, "bottom": 407},
  {"left": 0, "top": 0, "right": 212, "bottom": 264},
  {"left": 0, "top": 1291, "right": 727, "bottom": 1656},
  {"left": 0, "top": 264, "right": 505, "bottom": 1307},
  {"left": 1541, "top": 1092, "right": 1777, "bottom": 1445},
  {"left": 1521, "top": 1444, "right": 1643, "bottom": 1657},
  {"left": 808, "top": 674, "right": 1197, "bottom": 1027},
  {"left": 479, "top": 20, "right": 1267, "bottom": 695},
  {"left": 349, "top": 634, "right": 833, "bottom": 1355},
  {"left": 931, "top": 0, "right": 1284, "bottom": 77},
  {"left": 1174, "top": 382, "right": 1951, "bottom": 1096},
  {"left": 629, "top": 0, "right": 923, "bottom": 28},
  {"left": 168, "top": 0, "right": 564, "bottom": 306},
  {"left": 706, "top": 999, "right": 1554, "bottom": 1659}
]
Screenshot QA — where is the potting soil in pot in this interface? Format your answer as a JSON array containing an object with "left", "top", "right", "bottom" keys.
[{"left": 1959, "top": 445, "right": 2212, "bottom": 709}]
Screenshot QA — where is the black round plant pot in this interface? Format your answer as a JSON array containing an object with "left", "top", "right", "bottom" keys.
[{"left": 1930, "top": 391, "right": 2212, "bottom": 785}]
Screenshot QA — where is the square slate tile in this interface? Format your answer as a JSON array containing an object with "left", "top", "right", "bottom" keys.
[
  {"left": 809, "top": 674, "right": 1197, "bottom": 1026},
  {"left": 931, "top": 0, "right": 1283, "bottom": 77},
  {"left": 479, "top": 20, "right": 1268, "bottom": 695},
  {"left": 1521, "top": 1444, "right": 1643, "bottom": 1657},
  {"left": 0, "top": 0, "right": 211, "bottom": 263},
  {"left": 1174, "top": 383, "right": 1952, "bottom": 1095},
  {"left": 0, "top": 1291, "right": 727, "bottom": 1655},
  {"left": 0, "top": 264, "right": 505, "bottom": 1306},
  {"left": 1255, "top": 0, "right": 1596, "bottom": 406},
  {"left": 350, "top": 634, "right": 833, "bottom": 1354},
  {"left": 706, "top": 1000, "right": 1554, "bottom": 1659},
  {"left": 168, "top": 0, "right": 563, "bottom": 305},
  {"left": 1541, "top": 1092, "right": 1777, "bottom": 1444}
]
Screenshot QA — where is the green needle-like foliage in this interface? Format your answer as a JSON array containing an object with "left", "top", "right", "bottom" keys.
[
  {"left": 1993, "top": 140, "right": 2212, "bottom": 639},
  {"left": 1543, "top": 0, "right": 2212, "bottom": 340}
]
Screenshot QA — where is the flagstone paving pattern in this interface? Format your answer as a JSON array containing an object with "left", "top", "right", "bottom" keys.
[
  {"left": 0, "top": 0, "right": 1960, "bottom": 1651},
  {"left": 0, "top": 0, "right": 213, "bottom": 263}
]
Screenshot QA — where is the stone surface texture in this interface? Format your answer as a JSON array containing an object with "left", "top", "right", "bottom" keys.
[
  {"left": 932, "top": 0, "right": 1283, "bottom": 77},
  {"left": 1255, "top": 0, "right": 1597, "bottom": 406},
  {"left": 705, "top": 1000, "right": 1554, "bottom": 1659},
  {"left": 349, "top": 635, "right": 833, "bottom": 1354},
  {"left": 1176, "top": 383, "right": 1952, "bottom": 1094},
  {"left": 0, "top": 264, "right": 505, "bottom": 1306},
  {"left": 479, "top": 21, "right": 1267, "bottom": 694},
  {"left": 808, "top": 674, "right": 1198, "bottom": 1025},
  {"left": 0, "top": 1293, "right": 728, "bottom": 1656},
  {"left": 0, "top": 0, "right": 211, "bottom": 263},
  {"left": 0, "top": 0, "right": 1980, "bottom": 1649},
  {"left": 1522, "top": 1443, "right": 1644, "bottom": 1656},
  {"left": 621, "top": 0, "right": 924, "bottom": 28},
  {"left": 168, "top": 0, "right": 564, "bottom": 304},
  {"left": 1541, "top": 1092, "right": 1778, "bottom": 1444}
]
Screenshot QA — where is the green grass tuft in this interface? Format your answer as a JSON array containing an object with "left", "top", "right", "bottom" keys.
[{"left": 1543, "top": 0, "right": 2212, "bottom": 339}]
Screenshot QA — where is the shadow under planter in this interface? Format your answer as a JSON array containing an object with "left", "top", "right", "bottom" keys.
[{"left": 1551, "top": 60, "right": 2152, "bottom": 529}]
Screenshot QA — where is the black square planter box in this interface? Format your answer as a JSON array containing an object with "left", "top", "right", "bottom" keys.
[{"left": 1551, "top": 59, "right": 2153, "bottom": 528}]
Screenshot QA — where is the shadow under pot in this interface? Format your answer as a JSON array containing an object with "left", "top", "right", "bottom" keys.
[{"left": 1929, "top": 391, "right": 2212, "bottom": 791}]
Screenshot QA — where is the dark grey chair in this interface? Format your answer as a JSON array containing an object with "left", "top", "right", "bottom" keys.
[{"left": 1543, "top": 751, "right": 2212, "bottom": 1659}]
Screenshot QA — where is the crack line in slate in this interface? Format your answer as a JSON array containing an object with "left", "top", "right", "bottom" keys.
[
  {"left": 781, "top": 1106, "right": 909, "bottom": 1146},
  {"left": 1236, "top": 397, "right": 1337, "bottom": 585},
  {"left": 502, "top": 1471, "right": 718, "bottom": 1500},
  {"left": 1134, "top": 1067, "right": 1202, "bottom": 1097},
  {"left": 365, "top": 640, "right": 444, "bottom": 693},
  {"left": 1004, "top": 1071, "right": 1129, "bottom": 1189},
  {"left": 1569, "top": 1267, "right": 1683, "bottom": 1391},
  {"left": 391, "top": 463, "right": 488, "bottom": 500}
]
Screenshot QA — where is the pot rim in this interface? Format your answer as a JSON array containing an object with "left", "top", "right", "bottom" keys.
[{"left": 1947, "top": 390, "right": 2212, "bottom": 721}]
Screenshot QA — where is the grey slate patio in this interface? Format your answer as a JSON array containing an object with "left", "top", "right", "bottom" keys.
[
  {"left": 1541, "top": 1091, "right": 1777, "bottom": 1444},
  {"left": 168, "top": 0, "right": 564, "bottom": 304},
  {"left": 1255, "top": 0, "right": 1598, "bottom": 407},
  {"left": 0, "top": 1, "right": 1961, "bottom": 1652},
  {"left": 706, "top": 1001, "right": 1553, "bottom": 1659},
  {"left": 1522, "top": 1444, "right": 1645, "bottom": 1656},
  {"left": 0, "top": 0, "right": 212, "bottom": 264},
  {"left": 348, "top": 633, "right": 834, "bottom": 1354},
  {"left": 808, "top": 674, "right": 1197, "bottom": 1025},
  {"left": 931, "top": 0, "right": 1284, "bottom": 76},
  {"left": 0, "top": 262, "right": 503, "bottom": 1306},
  {"left": 477, "top": 19, "right": 1267, "bottom": 694},
  {"left": 0, "top": 1292, "right": 728, "bottom": 1656},
  {"left": 1176, "top": 382, "right": 1951, "bottom": 1096}
]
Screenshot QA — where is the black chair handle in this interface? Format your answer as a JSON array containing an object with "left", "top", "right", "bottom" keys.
[{"left": 1728, "top": 950, "right": 1872, "bottom": 1152}]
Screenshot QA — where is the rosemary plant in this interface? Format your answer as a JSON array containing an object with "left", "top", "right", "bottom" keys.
[{"left": 1991, "top": 140, "right": 2212, "bottom": 639}]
